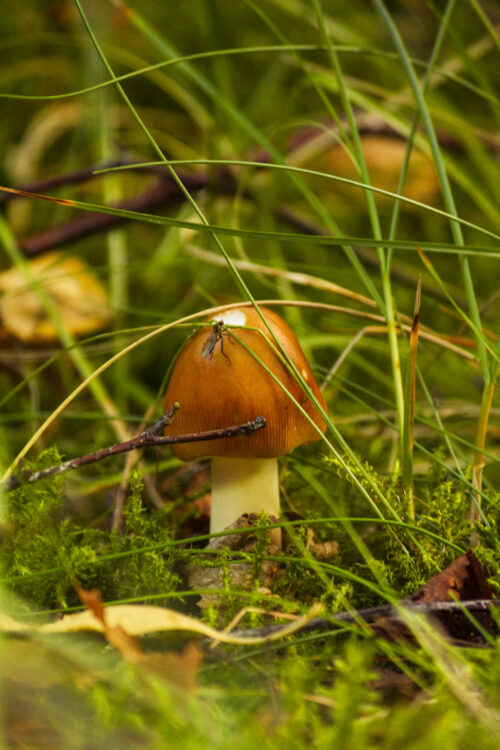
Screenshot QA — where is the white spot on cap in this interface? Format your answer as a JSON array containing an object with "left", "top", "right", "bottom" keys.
[
  {"left": 219, "top": 309, "right": 247, "bottom": 326},
  {"left": 301, "top": 368, "right": 309, "bottom": 380}
]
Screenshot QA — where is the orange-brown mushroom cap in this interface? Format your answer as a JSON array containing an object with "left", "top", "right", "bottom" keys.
[{"left": 164, "top": 306, "right": 327, "bottom": 460}]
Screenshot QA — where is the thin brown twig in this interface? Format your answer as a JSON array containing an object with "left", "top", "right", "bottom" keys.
[
  {"left": 3, "top": 406, "right": 266, "bottom": 493},
  {"left": 2, "top": 159, "right": 237, "bottom": 257},
  {"left": 0, "top": 158, "right": 136, "bottom": 206},
  {"left": 16, "top": 174, "right": 208, "bottom": 257},
  {"left": 226, "top": 598, "right": 500, "bottom": 641}
]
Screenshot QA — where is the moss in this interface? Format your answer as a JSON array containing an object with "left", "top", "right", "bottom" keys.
[
  {"left": 474, "top": 491, "right": 500, "bottom": 595},
  {"left": 276, "top": 455, "right": 496, "bottom": 609},
  {"left": 1, "top": 452, "right": 179, "bottom": 611}
]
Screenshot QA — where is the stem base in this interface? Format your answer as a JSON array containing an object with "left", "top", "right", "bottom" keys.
[{"left": 210, "top": 457, "right": 281, "bottom": 547}]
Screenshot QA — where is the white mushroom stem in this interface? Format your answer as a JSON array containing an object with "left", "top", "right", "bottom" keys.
[{"left": 210, "top": 457, "right": 282, "bottom": 548}]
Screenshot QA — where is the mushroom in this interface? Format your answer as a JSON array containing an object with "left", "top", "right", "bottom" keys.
[{"left": 164, "top": 306, "right": 327, "bottom": 546}]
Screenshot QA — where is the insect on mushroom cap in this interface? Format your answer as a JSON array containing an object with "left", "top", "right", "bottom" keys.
[{"left": 164, "top": 306, "right": 327, "bottom": 460}]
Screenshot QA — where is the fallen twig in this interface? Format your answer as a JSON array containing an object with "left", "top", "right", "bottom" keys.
[
  {"left": 17, "top": 175, "right": 206, "bottom": 257},
  {"left": 226, "top": 598, "right": 500, "bottom": 642},
  {"left": 3, "top": 405, "right": 265, "bottom": 492},
  {"left": 0, "top": 158, "right": 136, "bottom": 205}
]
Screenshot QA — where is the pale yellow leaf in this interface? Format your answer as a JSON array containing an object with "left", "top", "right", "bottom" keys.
[
  {"left": 1, "top": 602, "right": 322, "bottom": 645},
  {"left": 0, "top": 252, "right": 111, "bottom": 343}
]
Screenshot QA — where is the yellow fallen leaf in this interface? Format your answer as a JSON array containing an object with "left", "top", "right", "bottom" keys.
[
  {"left": 0, "top": 251, "right": 111, "bottom": 343},
  {"left": 73, "top": 587, "right": 203, "bottom": 689},
  {"left": 1, "top": 602, "right": 322, "bottom": 645}
]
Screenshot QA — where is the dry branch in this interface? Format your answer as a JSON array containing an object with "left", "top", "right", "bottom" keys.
[{"left": 3, "top": 405, "right": 265, "bottom": 493}]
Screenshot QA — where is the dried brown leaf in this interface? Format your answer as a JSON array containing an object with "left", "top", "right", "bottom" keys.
[{"left": 409, "top": 550, "right": 493, "bottom": 604}]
